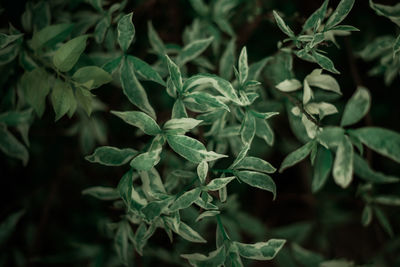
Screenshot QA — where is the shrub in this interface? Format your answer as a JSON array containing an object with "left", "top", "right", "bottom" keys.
[{"left": 1, "top": 0, "right": 400, "bottom": 266}]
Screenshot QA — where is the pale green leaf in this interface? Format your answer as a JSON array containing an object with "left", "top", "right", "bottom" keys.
[
  {"left": 147, "top": 21, "right": 166, "bottom": 56},
  {"left": 235, "top": 171, "right": 276, "bottom": 199},
  {"left": 341, "top": 86, "right": 371, "bottom": 127},
  {"left": 195, "top": 210, "right": 220, "bottom": 222},
  {"left": 238, "top": 46, "right": 248, "bottom": 83},
  {"left": 325, "top": 0, "right": 355, "bottom": 30},
  {"left": 0, "top": 33, "right": 23, "bottom": 49},
  {"left": 220, "top": 38, "right": 235, "bottom": 80},
  {"left": 177, "top": 36, "right": 214, "bottom": 66},
  {"left": 374, "top": 206, "right": 394, "bottom": 237},
  {"left": 351, "top": 127, "right": 400, "bottom": 163},
  {"left": 234, "top": 239, "right": 286, "bottom": 260},
  {"left": 240, "top": 111, "right": 256, "bottom": 145},
  {"left": 120, "top": 57, "right": 156, "bottom": 119},
  {"left": 181, "top": 246, "right": 226, "bottom": 266},
  {"left": 361, "top": 205, "right": 373, "bottom": 227},
  {"left": 130, "top": 148, "right": 162, "bottom": 171},
  {"left": 175, "top": 222, "right": 207, "bottom": 243},
  {"left": 233, "top": 156, "right": 276, "bottom": 174},
  {"left": 183, "top": 74, "right": 241, "bottom": 104},
  {"left": 85, "top": 146, "right": 137, "bottom": 166},
  {"left": 373, "top": 195, "right": 400, "bottom": 206},
  {"left": 111, "top": 110, "right": 161, "bottom": 135},
  {"left": 255, "top": 118, "right": 274, "bottom": 146},
  {"left": 184, "top": 91, "right": 230, "bottom": 112},
  {"left": 306, "top": 69, "right": 341, "bottom": 94},
  {"left": 165, "top": 55, "right": 183, "bottom": 92},
  {"left": 275, "top": 79, "right": 302, "bottom": 92},
  {"left": 117, "top": 13, "right": 135, "bottom": 52},
  {"left": 75, "top": 87, "right": 94, "bottom": 116},
  {"left": 128, "top": 56, "right": 165, "bottom": 86},
  {"left": 273, "top": 11, "right": 295, "bottom": 37},
  {"left": 172, "top": 99, "right": 188, "bottom": 119},
  {"left": 353, "top": 153, "right": 400, "bottom": 184},
  {"left": 206, "top": 176, "right": 235, "bottom": 191},
  {"left": 312, "top": 51, "right": 340, "bottom": 74},
  {"left": 53, "top": 35, "right": 88, "bottom": 72},
  {"left": 394, "top": 34, "right": 400, "bottom": 57},
  {"left": 170, "top": 188, "right": 202, "bottom": 211},
  {"left": 332, "top": 136, "right": 354, "bottom": 188},
  {"left": 303, "top": 0, "right": 329, "bottom": 31},
  {"left": 167, "top": 134, "right": 227, "bottom": 163},
  {"left": 82, "top": 186, "right": 120, "bottom": 200},
  {"left": 163, "top": 118, "right": 202, "bottom": 133},
  {"left": 279, "top": 141, "right": 314, "bottom": 173},
  {"left": 197, "top": 161, "right": 208, "bottom": 184}
]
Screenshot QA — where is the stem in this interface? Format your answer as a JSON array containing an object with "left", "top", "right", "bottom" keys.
[{"left": 216, "top": 214, "right": 229, "bottom": 241}]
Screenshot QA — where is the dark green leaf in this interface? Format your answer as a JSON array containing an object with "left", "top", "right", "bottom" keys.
[
  {"left": 117, "top": 13, "right": 135, "bottom": 52},
  {"left": 85, "top": 146, "right": 138, "bottom": 166},
  {"left": 53, "top": 35, "right": 88, "bottom": 72},
  {"left": 235, "top": 170, "right": 276, "bottom": 199}
]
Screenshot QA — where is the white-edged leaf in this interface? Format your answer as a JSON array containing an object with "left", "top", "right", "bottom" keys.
[
  {"left": 276, "top": 79, "right": 302, "bottom": 92},
  {"left": 117, "top": 13, "right": 135, "bottom": 52},
  {"left": 111, "top": 110, "right": 161, "bottom": 135},
  {"left": 177, "top": 36, "right": 214, "bottom": 66},
  {"left": 279, "top": 141, "right": 314, "bottom": 173},
  {"left": 85, "top": 146, "right": 138, "bottom": 166},
  {"left": 332, "top": 136, "right": 354, "bottom": 188},
  {"left": 235, "top": 171, "right": 276, "bottom": 199},
  {"left": 325, "top": 0, "right": 355, "bottom": 30},
  {"left": 234, "top": 239, "right": 286, "bottom": 260},
  {"left": 341, "top": 86, "right": 371, "bottom": 127},
  {"left": 206, "top": 176, "right": 236, "bottom": 191}
]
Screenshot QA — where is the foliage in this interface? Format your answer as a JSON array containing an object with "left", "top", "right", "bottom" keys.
[{"left": 1, "top": 0, "right": 400, "bottom": 266}]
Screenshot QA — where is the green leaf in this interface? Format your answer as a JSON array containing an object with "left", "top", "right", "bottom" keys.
[
  {"left": 75, "top": 87, "right": 94, "bottom": 116},
  {"left": 369, "top": 0, "right": 400, "bottom": 27},
  {"left": 85, "top": 146, "right": 138, "bottom": 166},
  {"left": 128, "top": 56, "right": 165, "bottom": 86},
  {"left": 183, "top": 74, "right": 241, "bottom": 104},
  {"left": 273, "top": 11, "right": 295, "bottom": 38},
  {"left": 312, "top": 51, "right": 340, "bottom": 74},
  {"left": 303, "top": 0, "right": 329, "bottom": 31},
  {"left": 184, "top": 92, "right": 230, "bottom": 112},
  {"left": 332, "top": 136, "right": 354, "bottom": 188},
  {"left": 167, "top": 134, "right": 227, "bottom": 163},
  {"left": 206, "top": 176, "right": 235, "bottom": 191},
  {"left": 197, "top": 161, "right": 208, "bottom": 184},
  {"left": 373, "top": 206, "right": 394, "bottom": 237},
  {"left": 120, "top": 57, "right": 156, "bottom": 119},
  {"left": 0, "top": 125, "right": 28, "bottom": 165},
  {"left": 103, "top": 56, "right": 122, "bottom": 74},
  {"left": 114, "top": 221, "right": 131, "bottom": 265},
  {"left": 373, "top": 195, "right": 400, "bottom": 206},
  {"left": 31, "top": 23, "right": 73, "bottom": 50},
  {"left": 21, "top": 68, "right": 50, "bottom": 117},
  {"left": 51, "top": 79, "right": 76, "bottom": 121},
  {"left": 353, "top": 153, "right": 400, "bottom": 184},
  {"left": 111, "top": 110, "right": 161, "bottom": 135},
  {"left": 317, "top": 126, "right": 345, "bottom": 148},
  {"left": 279, "top": 141, "right": 314, "bottom": 173},
  {"left": 0, "top": 210, "right": 25, "bottom": 246},
  {"left": 305, "top": 69, "right": 341, "bottom": 95},
  {"left": 233, "top": 156, "right": 276, "bottom": 174},
  {"left": 82, "top": 186, "right": 120, "bottom": 200},
  {"left": 141, "top": 198, "right": 172, "bottom": 221},
  {"left": 234, "top": 239, "right": 286, "bottom": 260},
  {"left": 291, "top": 243, "right": 325, "bottom": 267},
  {"left": 351, "top": 127, "right": 400, "bottom": 163},
  {"left": 0, "top": 109, "right": 32, "bottom": 126},
  {"left": 255, "top": 118, "right": 274, "bottom": 146},
  {"left": 147, "top": 21, "right": 166, "bottom": 56},
  {"left": 170, "top": 187, "right": 202, "bottom": 211},
  {"left": 177, "top": 36, "right": 214, "bottom": 66},
  {"left": 72, "top": 66, "right": 112, "bottom": 90},
  {"left": 325, "top": 0, "right": 355, "bottom": 30},
  {"left": 165, "top": 55, "right": 183, "bottom": 92},
  {"left": 172, "top": 99, "right": 188, "bottom": 119},
  {"left": 240, "top": 111, "right": 256, "bottom": 145},
  {"left": 220, "top": 38, "right": 235, "bottom": 80},
  {"left": 0, "top": 33, "right": 23, "bottom": 49},
  {"left": 238, "top": 46, "right": 248, "bottom": 83},
  {"left": 195, "top": 210, "right": 220, "bottom": 222},
  {"left": 163, "top": 118, "right": 202, "bottom": 134},
  {"left": 361, "top": 205, "right": 373, "bottom": 227},
  {"left": 275, "top": 79, "right": 302, "bottom": 92},
  {"left": 394, "top": 34, "right": 400, "bottom": 57},
  {"left": 94, "top": 16, "right": 110, "bottom": 44},
  {"left": 53, "top": 35, "right": 88, "bottom": 72},
  {"left": 130, "top": 148, "right": 162, "bottom": 171},
  {"left": 117, "top": 13, "right": 135, "bottom": 52},
  {"left": 175, "top": 222, "right": 207, "bottom": 243},
  {"left": 235, "top": 171, "right": 276, "bottom": 199},
  {"left": 312, "top": 146, "right": 333, "bottom": 193},
  {"left": 341, "top": 86, "right": 371, "bottom": 127},
  {"left": 181, "top": 246, "right": 226, "bottom": 266}
]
